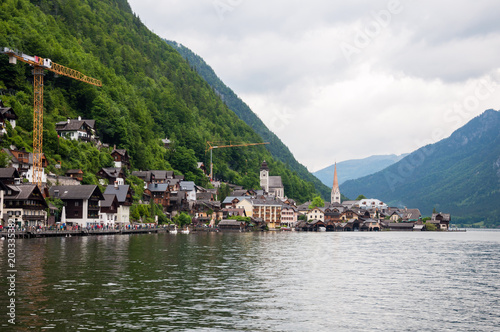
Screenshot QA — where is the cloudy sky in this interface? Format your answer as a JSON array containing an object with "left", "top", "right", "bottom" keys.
[{"left": 128, "top": 0, "right": 500, "bottom": 172}]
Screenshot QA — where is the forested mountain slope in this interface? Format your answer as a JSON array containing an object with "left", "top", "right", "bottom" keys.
[
  {"left": 165, "top": 40, "right": 331, "bottom": 199},
  {"left": 341, "top": 110, "right": 500, "bottom": 227},
  {"left": 0, "top": 0, "right": 319, "bottom": 202}
]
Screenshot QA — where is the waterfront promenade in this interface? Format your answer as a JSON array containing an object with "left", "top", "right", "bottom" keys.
[{"left": 1, "top": 227, "right": 165, "bottom": 239}]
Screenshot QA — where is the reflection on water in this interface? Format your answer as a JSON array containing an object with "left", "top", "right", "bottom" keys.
[{"left": 1, "top": 231, "right": 499, "bottom": 331}]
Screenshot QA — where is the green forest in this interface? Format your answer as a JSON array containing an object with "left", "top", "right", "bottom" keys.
[{"left": 0, "top": 0, "right": 322, "bottom": 203}]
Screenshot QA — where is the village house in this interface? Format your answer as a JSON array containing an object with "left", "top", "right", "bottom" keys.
[
  {"left": 401, "top": 208, "right": 422, "bottom": 222},
  {"left": 358, "top": 199, "right": 389, "bottom": 213},
  {"left": 49, "top": 185, "right": 104, "bottom": 227},
  {"left": 104, "top": 184, "right": 133, "bottom": 226},
  {"left": 111, "top": 148, "right": 130, "bottom": 169},
  {"left": 179, "top": 181, "right": 196, "bottom": 202},
  {"left": 430, "top": 213, "right": 451, "bottom": 230},
  {"left": 251, "top": 198, "right": 282, "bottom": 229},
  {"left": 55, "top": 116, "right": 98, "bottom": 143},
  {"left": 281, "top": 205, "right": 298, "bottom": 228},
  {"left": 3, "top": 183, "right": 47, "bottom": 227},
  {"left": 0, "top": 167, "right": 20, "bottom": 185},
  {"left": 144, "top": 183, "right": 170, "bottom": 210},
  {"left": 97, "top": 167, "right": 125, "bottom": 185},
  {"left": 66, "top": 169, "right": 84, "bottom": 182},
  {"left": 306, "top": 207, "right": 325, "bottom": 222},
  {"left": 0, "top": 100, "right": 17, "bottom": 135},
  {"left": 218, "top": 219, "right": 247, "bottom": 231},
  {"left": 3, "top": 147, "right": 48, "bottom": 182},
  {"left": 99, "top": 194, "right": 119, "bottom": 226}
]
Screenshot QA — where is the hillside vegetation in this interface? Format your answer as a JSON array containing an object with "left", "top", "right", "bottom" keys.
[
  {"left": 0, "top": 0, "right": 318, "bottom": 202},
  {"left": 341, "top": 110, "right": 500, "bottom": 227}
]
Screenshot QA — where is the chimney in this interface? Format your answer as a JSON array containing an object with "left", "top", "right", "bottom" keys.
[
  {"left": 67, "top": 118, "right": 70, "bottom": 124},
  {"left": 78, "top": 116, "right": 81, "bottom": 121},
  {"left": 114, "top": 181, "right": 118, "bottom": 189}
]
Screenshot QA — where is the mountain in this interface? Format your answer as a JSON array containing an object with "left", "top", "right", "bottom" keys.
[
  {"left": 0, "top": 0, "right": 320, "bottom": 203},
  {"left": 314, "top": 154, "right": 408, "bottom": 187},
  {"left": 341, "top": 110, "right": 500, "bottom": 227},
  {"left": 164, "top": 40, "right": 331, "bottom": 200}
]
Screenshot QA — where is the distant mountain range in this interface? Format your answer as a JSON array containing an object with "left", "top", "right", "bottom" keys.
[
  {"left": 314, "top": 154, "right": 408, "bottom": 187},
  {"left": 340, "top": 109, "right": 500, "bottom": 227},
  {"left": 165, "top": 40, "right": 331, "bottom": 199}
]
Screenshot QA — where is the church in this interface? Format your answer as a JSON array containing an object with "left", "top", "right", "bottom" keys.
[{"left": 260, "top": 160, "right": 285, "bottom": 199}]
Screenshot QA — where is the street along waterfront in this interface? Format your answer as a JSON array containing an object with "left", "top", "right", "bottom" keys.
[{"left": 1, "top": 230, "right": 499, "bottom": 331}]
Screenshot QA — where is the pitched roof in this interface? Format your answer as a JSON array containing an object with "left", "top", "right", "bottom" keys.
[
  {"left": 99, "top": 167, "right": 123, "bottom": 178},
  {"left": 219, "top": 220, "right": 244, "bottom": 226},
  {"left": 4, "top": 184, "right": 48, "bottom": 207},
  {"left": 55, "top": 119, "right": 95, "bottom": 131},
  {"left": 147, "top": 183, "right": 169, "bottom": 192},
  {"left": 269, "top": 176, "right": 283, "bottom": 188},
  {"left": 66, "top": 169, "right": 83, "bottom": 175},
  {"left": 104, "top": 184, "right": 131, "bottom": 203},
  {"left": 111, "top": 149, "right": 127, "bottom": 156},
  {"left": 0, "top": 167, "right": 20, "bottom": 179},
  {"left": 179, "top": 181, "right": 195, "bottom": 191},
  {"left": 49, "top": 185, "right": 103, "bottom": 200},
  {"left": 101, "top": 194, "right": 118, "bottom": 208}
]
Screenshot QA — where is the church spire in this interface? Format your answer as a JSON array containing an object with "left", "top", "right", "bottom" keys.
[
  {"left": 333, "top": 162, "right": 339, "bottom": 190},
  {"left": 331, "top": 162, "right": 341, "bottom": 204}
]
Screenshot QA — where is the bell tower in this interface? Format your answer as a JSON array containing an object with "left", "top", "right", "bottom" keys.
[{"left": 260, "top": 160, "right": 269, "bottom": 192}]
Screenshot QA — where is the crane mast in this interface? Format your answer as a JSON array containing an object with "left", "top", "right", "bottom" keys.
[
  {"left": 206, "top": 141, "right": 269, "bottom": 181},
  {"left": 1, "top": 47, "right": 101, "bottom": 187}
]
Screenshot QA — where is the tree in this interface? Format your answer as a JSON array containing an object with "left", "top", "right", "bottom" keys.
[
  {"left": 218, "top": 183, "right": 232, "bottom": 203},
  {"left": 173, "top": 212, "right": 192, "bottom": 227},
  {"left": 308, "top": 195, "right": 325, "bottom": 209},
  {"left": 356, "top": 195, "right": 367, "bottom": 201},
  {"left": 425, "top": 222, "right": 437, "bottom": 231},
  {"left": 0, "top": 151, "right": 10, "bottom": 167}
]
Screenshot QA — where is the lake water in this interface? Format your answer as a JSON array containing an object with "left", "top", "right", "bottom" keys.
[{"left": 1, "top": 231, "right": 499, "bottom": 331}]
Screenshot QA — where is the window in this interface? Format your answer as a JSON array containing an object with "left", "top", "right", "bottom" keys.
[{"left": 75, "top": 201, "right": 79, "bottom": 207}]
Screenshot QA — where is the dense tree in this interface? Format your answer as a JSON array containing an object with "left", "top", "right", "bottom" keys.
[{"left": 308, "top": 196, "right": 325, "bottom": 209}]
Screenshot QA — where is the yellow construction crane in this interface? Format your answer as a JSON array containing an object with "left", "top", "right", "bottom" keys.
[
  {"left": 206, "top": 141, "right": 269, "bottom": 181},
  {"left": 1, "top": 47, "right": 102, "bottom": 187}
]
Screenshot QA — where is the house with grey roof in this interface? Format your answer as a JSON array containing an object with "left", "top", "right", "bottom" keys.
[
  {"left": 104, "top": 184, "right": 133, "bottom": 225},
  {"left": 55, "top": 116, "right": 98, "bottom": 143},
  {"left": 180, "top": 181, "right": 196, "bottom": 201},
  {"left": 100, "top": 194, "right": 119, "bottom": 226},
  {"left": 4, "top": 184, "right": 48, "bottom": 227},
  {"left": 49, "top": 185, "right": 104, "bottom": 227},
  {"left": 430, "top": 213, "right": 451, "bottom": 230},
  {"left": 97, "top": 167, "right": 125, "bottom": 185},
  {"left": 111, "top": 148, "right": 130, "bottom": 169}
]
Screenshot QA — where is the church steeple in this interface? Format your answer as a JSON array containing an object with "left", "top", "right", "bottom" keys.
[{"left": 331, "top": 162, "right": 341, "bottom": 204}]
